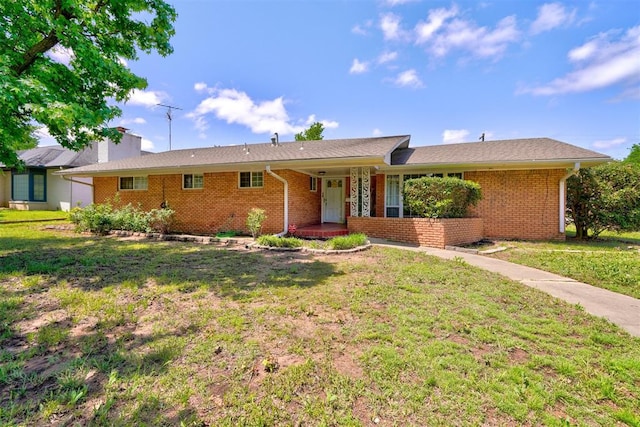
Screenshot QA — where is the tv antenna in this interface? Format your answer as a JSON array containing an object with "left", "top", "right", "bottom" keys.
[{"left": 157, "top": 103, "right": 182, "bottom": 150}]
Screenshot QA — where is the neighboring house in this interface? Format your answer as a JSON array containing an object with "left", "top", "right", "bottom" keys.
[
  {"left": 56, "top": 135, "right": 610, "bottom": 247},
  {"left": 0, "top": 128, "right": 142, "bottom": 211}
]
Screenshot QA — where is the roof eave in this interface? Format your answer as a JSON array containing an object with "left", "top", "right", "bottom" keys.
[
  {"left": 382, "top": 157, "right": 612, "bottom": 172},
  {"left": 55, "top": 155, "right": 389, "bottom": 177}
]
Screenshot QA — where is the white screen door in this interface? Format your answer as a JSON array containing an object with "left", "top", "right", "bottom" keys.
[{"left": 323, "top": 178, "right": 344, "bottom": 223}]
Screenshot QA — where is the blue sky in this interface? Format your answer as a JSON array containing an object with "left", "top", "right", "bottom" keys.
[{"left": 42, "top": 0, "right": 640, "bottom": 159}]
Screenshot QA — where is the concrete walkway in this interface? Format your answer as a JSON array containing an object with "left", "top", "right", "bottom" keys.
[{"left": 370, "top": 239, "right": 640, "bottom": 337}]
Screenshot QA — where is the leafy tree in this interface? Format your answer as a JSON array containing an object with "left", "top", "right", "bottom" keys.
[
  {"left": 295, "top": 122, "right": 325, "bottom": 141},
  {"left": 567, "top": 162, "right": 640, "bottom": 239},
  {"left": 624, "top": 144, "right": 640, "bottom": 165},
  {"left": 0, "top": 0, "right": 177, "bottom": 167}
]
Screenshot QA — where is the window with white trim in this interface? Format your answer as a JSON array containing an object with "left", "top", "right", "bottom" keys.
[
  {"left": 385, "top": 172, "right": 464, "bottom": 218},
  {"left": 310, "top": 176, "right": 317, "bottom": 192},
  {"left": 183, "top": 173, "right": 204, "bottom": 189},
  {"left": 119, "top": 176, "right": 148, "bottom": 190},
  {"left": 239, "top": 171, "right": 263, "bottom": 188}
]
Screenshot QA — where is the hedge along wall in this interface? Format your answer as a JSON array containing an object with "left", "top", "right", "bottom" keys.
[{"left": 347, "top": 217, "right": 483, "bottom": 248}]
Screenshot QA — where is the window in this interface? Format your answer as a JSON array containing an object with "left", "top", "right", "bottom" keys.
[
  {"left": 119, "top": 176, "right": 148, "bottom": 190},
  {"left": 385, "top": 175, "right": 400, "bottom": 218},
  {"left": 183, "top": 173, "right": 204, "bottom": 189},
  {"left": 11, "top": 169, "right": 46, "bottom": 202},
  {"left": 385, "top": 172, "right": 465, "bottom": 218},
  {"left": 310, "top": 176, "right": 317, "bottom": 192},
  {"left": 239, "top": 171, "right": 263, "bottom": 188}
]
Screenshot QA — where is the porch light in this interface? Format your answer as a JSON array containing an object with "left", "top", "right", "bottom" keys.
[{"left": 318, "top": 171, "right": 326, "bottom": 176}]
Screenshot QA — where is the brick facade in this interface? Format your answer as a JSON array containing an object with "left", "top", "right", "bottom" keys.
[
  {"left": 92, "top": 167, "right": 566, "bottom": 244},
  {"left": 465, "top": 169, "right": 565, "bottom": 240},
  {"left": 94, "top": 170, "right": 320, "bottom": 235},
  {"left": 348, "top": 217, "right": 483, "bottom": 248}
]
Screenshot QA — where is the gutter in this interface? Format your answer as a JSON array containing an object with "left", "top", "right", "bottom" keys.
[
  {"left": 265, "top": 165, "right": 288, "bottom": 236},
  {"left": 559, "top": 162, "right": 580, "bottom": 233},
  {"left": 62, "top": 175, "right": 94, "bottom": 188}
]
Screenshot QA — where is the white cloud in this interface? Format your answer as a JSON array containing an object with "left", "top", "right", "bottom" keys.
[
  {"left": 377, "top": 51, "right": 398, "bottom": 64},
  {"left": 372, "top": 128, "right": 383, "bottom": 136},
  {"left": 126, "top": 89, "right": 169, "bottom": 107},
  {"left": 117, "top": 57, "right": 128, "bottom": 67},
  {"left": 442, "top": 129, "right": 470, "bottom": 144},
  {"left": 380, "top": 13, "right": 408, "bottom": 41},
  {"left": 187, "top": 88, "right": 308, "bottom": 137},
  {"left": 47, "top": 45, "right": 74, "bottom": 66},
  {"left": 415, "top": 5, "right": 459, "bottom": 44},
  {"left": 530, "top": 3, "right": 576, "bottom": 35},
  {"left": 385, "top": 0, "right": 417, "bottom": 5},
  {"left": 141, "top": 137, "right": 155, "bottom": 151},
  {"left": 352, "top": 23, "right": 369, "bottom": 36},
  {"left": 393, "top": 69, "right": 424, "bottom": 88},
  {"left": 593, "top": 137, "right": 627, "bottom": 149},
  {"left": 305, "top": 114, "right": 339, "bottom": 129},
  {"left": 349, "top": 58, "right": 369, "bottom": 74},
  {"left": 119, "top": 117, "right": 147, "bottom": 125},
  {"left": 194, "top": 82, "right": 209, "bottom": 92},
  {"left": 520, "top": 25, "right": 640, "bottom": 96}
]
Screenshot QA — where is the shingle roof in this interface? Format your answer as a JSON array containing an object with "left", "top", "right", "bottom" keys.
[
  {"left": 3, "top": 145, "right": 97, "bottom": 169},
  {"left": 392, "top": 138, "right": 610, "bottom": 166},
  {"left": 58, "top": 135, "right": 411, "bottom": 175}
]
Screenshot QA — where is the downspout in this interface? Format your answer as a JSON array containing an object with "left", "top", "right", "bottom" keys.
[
  {"left": 559, "top": 162, "right": 580, "bottom": 233},
  {"left": 265, "top": 165, "right": 288, "bottom": 236}
]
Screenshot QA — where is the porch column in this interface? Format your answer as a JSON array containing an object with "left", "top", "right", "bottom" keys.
[{"left": 349, "top": 167, "right": 371, "bottom": 217}]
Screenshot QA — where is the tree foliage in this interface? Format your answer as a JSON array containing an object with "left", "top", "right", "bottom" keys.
[
  {"left": 567, "top": 162, "right": 640, "bottom": 239},
  {"left": 0, "top": 0, "right": 177, "bottom": 167},
  {"left": 295, "top": 122, "right": 325, "bottom": 141},
  {"left": 403, "top": 177, "right": 482, "bottom": 219},
  {"left": 624, "top": 144, "right": 640, "bottom": 165}
]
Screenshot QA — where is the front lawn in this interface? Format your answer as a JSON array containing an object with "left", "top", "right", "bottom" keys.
[
  {"left": 1, "top": 222, "right": 639, "bottom": 426},
  {"left": 0, "top": 209, "right": 68, "bottom": 223},
  {"left": 485, "top": 236, "right": 640, "bottom": 299}
]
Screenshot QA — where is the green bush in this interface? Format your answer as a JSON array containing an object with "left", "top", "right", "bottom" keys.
[
  {"left": 70, "top": 202, "right": 175, "bottom": 235},
  {"left": 403, "top": 177, "right": 482, "bottom": 218},
  {"left": 256, "top": 235, "right": 303, "bottom": 248},
  {"left": 246, "top": 208, "right": 267, "bottom": 238},
  {"left": 327, "top": 233, "right": 367, "bottom": 250}
]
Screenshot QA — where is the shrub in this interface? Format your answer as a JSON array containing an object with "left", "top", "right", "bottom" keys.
[
  {"left": 70, "top": 203, "right": 114, "bottom": 234},
  {"left": 256, "top": 235, "right": 303, "bottom": 248},
  {"left": 326, "top": 233, "right": 367, "bottom": 250},
  {"left": 70, "top": 202, "right": 175, "bottom": 234},
  {"left": 403, "top": 177, "right": 482, "bottom": 218},
  {"left": 148, "top": 207, "right": 175, "bottom": 234},
  {"left": 246, "top": 208, "right": 267, "bottom": 238}
]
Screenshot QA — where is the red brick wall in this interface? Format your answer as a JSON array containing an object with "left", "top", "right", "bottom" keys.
[
  {"left": 375, "top": 174, "right": 385, "bottom": 217},
  {"left": 348, "top": 217, "right": 483, "bottom": 248},
  {"left": 465, "top": 169, "right": 565, "bottom": 240},
  {"left": 93, "top": 170, "right": 321, "bottom": 235}
]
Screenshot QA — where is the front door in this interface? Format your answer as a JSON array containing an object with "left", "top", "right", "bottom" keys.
[{"left": 323, "top": 178, "right": 344, "bottom": 223}]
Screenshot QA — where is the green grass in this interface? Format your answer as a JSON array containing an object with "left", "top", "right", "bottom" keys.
[
  {"left": 486, "top": 228, "right": 640, "bottom": 299},
  {"left": 0, "top": 209, "right": 68, "bottom": 222},
  {"left": 0, "top": 222, "right": 638, "bottom": 426}
]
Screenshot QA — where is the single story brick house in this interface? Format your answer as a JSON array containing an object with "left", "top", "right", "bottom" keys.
[
  {"left": 1, "top": 128, "right": 143, "bottom": 211},
  {"left": 57, "top": 135, "right": 610, "bottom": 247}
]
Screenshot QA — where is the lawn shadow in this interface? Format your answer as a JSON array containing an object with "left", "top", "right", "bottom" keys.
[{"left": 1, "top": 232, "right": 340, "bottom": 300}]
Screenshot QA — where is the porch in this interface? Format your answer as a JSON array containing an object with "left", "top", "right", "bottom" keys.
[{"left": 295, "top": 223, "right": 349, "bottom": 239}]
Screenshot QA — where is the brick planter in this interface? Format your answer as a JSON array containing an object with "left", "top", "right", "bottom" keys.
[{"left": 347, "top": 217, "right": 483, "bottom": 249}]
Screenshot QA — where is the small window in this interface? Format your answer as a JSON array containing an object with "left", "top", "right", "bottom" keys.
[
  {"left": 448, "top": 172, "right": 463, "bottom": 179},
  {"left": 310, "top": 176, "right": 317, "bottom": 192},
  {"left": 183, "top": 174, "right": 203, "bottom": 189},
  {"left": 239, "top": 171, "right": 263, "bottom": 188},
  {"left": 119, "top": 176, "right": 148, "bottom": 190}
]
